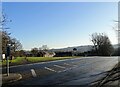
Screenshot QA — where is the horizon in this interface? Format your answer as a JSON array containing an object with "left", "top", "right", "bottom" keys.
[
  {"left": 24, "top": 43, "right": 118, "bottom": 51},
  {"left": 3, "top": 2, "right": 118, "bottom": 50}
]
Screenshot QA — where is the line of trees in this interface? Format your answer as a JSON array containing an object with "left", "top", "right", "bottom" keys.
[
  {"left": 30, "top": 45, "right": 49, "bottom": 56},
  {"left": 28, "top": 33, "right": 116, "bottom": 57}
]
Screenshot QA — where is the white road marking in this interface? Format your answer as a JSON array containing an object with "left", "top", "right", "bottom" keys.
[
  {"left": 31, "top": 69, "right": 37, "bottom": 77},
  {"left": 71, "top": 62, "right": 78, "bottom": 66},
  {"left": 54, "top": 65, "right": 66, "bottom": 69},
  {"left": 62, "top": 69, "right": 69, "bottom": 72},
  {"left": 64, "top": 63, "right": 71, "bottom": 66},
  {"left": 64, "top": 63, "right": 78, "bottom": 68},
  {"left": 44, "top": 67, "right": 57, "bottom": 72}
]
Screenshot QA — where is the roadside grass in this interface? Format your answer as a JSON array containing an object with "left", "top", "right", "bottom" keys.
[
  {"left": 1, "top": 56, "right": 78, "bottom": 66},
  {"left": 26, "top": 57, "right": 74, "bottom": 63},
  {"left": 1, "top": 57, "right": 27, "bottom": 66},
  {"left": 11, "top": 57, "right": 27, "bottom": 64}
]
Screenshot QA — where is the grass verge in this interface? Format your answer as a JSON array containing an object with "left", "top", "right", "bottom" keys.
[
  {"left": 26, "top": 57, "right": 74, "bottom": 63},
  {"left": 1, "top": 56, "right": 78, "bottom": 67}
]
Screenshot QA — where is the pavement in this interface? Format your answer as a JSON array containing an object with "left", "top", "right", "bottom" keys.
[
  {"left": 2, "top": 73, "right": 22, "bottom": 84},
  {"left": 1, "top": 56, "right": 119, "bottom": 86}
]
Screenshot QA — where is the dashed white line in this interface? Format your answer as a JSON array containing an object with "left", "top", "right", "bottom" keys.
[
  {"left": 62, "top": 69, "right": 69, "bottom": 72},
  {"left": 31, "top": 69, "right": 37, "bottom": 77},
  {"left": 64, "top": 63, "right": 71, "bottom": 66},
  {"left": 44, "top": 67, "right": 57, "bottom": 72},
  {"left": 54, "top": 65, "right": 66, "bottom": 69},
  {"left": 64, "top": 63, "right": 78, "bottom": 67}
]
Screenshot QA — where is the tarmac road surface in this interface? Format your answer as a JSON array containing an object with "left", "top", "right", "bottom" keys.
[{"left": 2, "top": 56, "right": 119, "bottom": 86}]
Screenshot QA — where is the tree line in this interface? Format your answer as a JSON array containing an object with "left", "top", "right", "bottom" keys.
[{"left": 18, "top": 33, "right": 117, "bottom": 57}]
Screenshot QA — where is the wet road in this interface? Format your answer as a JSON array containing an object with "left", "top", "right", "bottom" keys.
[{"left": 2, "top": 56, "right": 118, "bottom": 86}]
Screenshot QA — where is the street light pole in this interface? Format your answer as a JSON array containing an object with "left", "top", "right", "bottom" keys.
[
  {"left": 6, "top": 44, "right": 10, "bottom": 76},
  {"left": 7, "top": 56, "right": 9, "bottom": 76}
]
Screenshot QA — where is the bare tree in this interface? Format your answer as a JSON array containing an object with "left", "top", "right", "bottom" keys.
[
  {"left": 112, "top": 20, "right": 120, "bottom": 56},
  {"left": 41, "top": 45, "right": 49, "bottom": 51},
  {"left": 91, "top": 33, "right": 114, "bottom": 56},
  {"left": 112, "top": 20, "right": 120, "bottom": 39},
  {"left": 0, "top": 11, "right": 11, "bottom": 54},
  {"left": 2, "top": 31, "right": 11, "bottom": 54},
  {"left": 11, "top": 38, "right": 22, "bottom": 51},
  {"left": 31, "top": 48, "right": 39, "bottom": 57},
  {"left": 0, "top": 12, "right": 22, "bottom": 57}
]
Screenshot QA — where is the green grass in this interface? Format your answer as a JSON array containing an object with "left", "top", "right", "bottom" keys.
[
  {"left": 1, "top": 56, "right": 78, "bottom": 66},
  {"left": 1, "top": 57, "right": 26, "bottom": 66},
  {"left": 26, "top": 57, "right": 74, "bottom": 63},
  {"left": 11, "top": 57, "right": 26, "bottom": 64}
]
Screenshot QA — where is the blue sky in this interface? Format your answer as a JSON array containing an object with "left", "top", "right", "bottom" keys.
[{"left": 3, "top": 2, "right": 118, "bottom": 50}]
